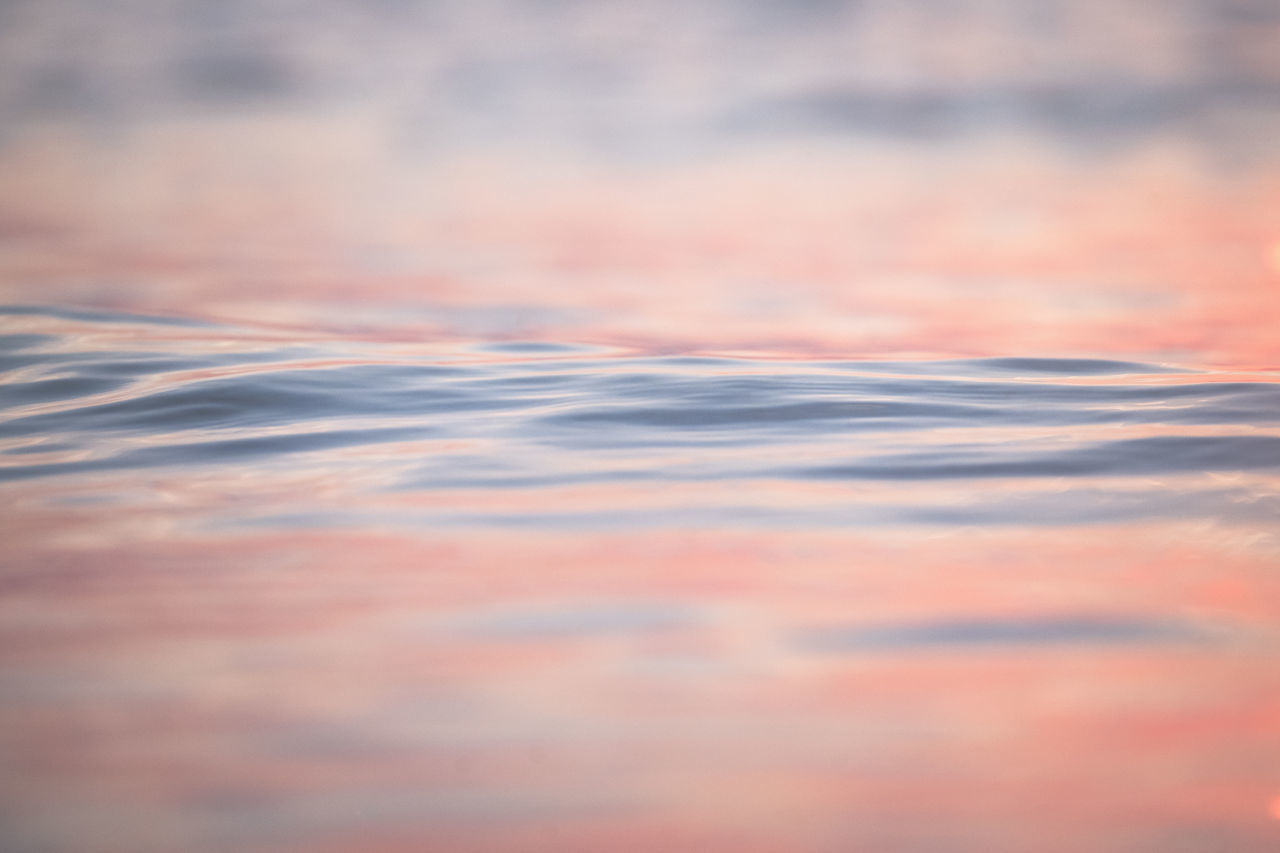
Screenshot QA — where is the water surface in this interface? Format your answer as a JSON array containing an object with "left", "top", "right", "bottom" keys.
[
  {"left": 2, "top": 304, "right": 1278, "bottom": 853},
  {"left": 3, "top": 1, "right": 1280, "bottom": 850}
]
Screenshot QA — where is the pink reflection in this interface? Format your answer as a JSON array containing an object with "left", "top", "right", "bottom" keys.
[
  {"left": 2, "top": 129, "right": 1280, "bottom": 367},
  {"left": 2, "top": 518, "right": 1279, "bottom": 851},
  {"left": 4, "top": 5, "right": 1280, "bottom": 849}
]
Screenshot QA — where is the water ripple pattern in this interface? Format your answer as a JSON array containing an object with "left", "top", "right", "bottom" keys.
[{"left": 2, "top": 307, "right": 1279, "bottom": 529}]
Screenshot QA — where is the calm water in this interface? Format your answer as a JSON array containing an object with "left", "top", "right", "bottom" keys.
[
  {"left": 4, "top": 1, "right": 1280, "bottom": 851},
  {"left": 2, "top": 304, "right": 1279, "bottom": 852}
]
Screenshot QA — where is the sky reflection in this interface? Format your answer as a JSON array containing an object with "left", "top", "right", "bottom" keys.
[{"left": 3, "top": 2, "right": 1280, "bottom": 851}]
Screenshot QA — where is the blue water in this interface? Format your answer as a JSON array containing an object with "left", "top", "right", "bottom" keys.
[{"left": 3, "top": 306, "right": 1279, "bottom": 530}]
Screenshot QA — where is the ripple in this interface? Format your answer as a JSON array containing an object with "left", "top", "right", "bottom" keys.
[
  {"left": 793, "top": 616, "right": 1212, "bottom": 652},
  {"left": 0, "top": 333, "right": 56, "bottom": 351},
  {"left": 0, "top": 304, "right": 214, "bottom": 327},
  {"left": 2, "top": 316, "right": 1279, "bottom": 531},
  {"left": 799, "top": 435, "right": 1280, "bottom": 480},
  {"left": 0, "top": 426, "right": 431, "bottom": 481},
  {"left": 966, "top": 357, "right": 1186, "bottom": 375}
]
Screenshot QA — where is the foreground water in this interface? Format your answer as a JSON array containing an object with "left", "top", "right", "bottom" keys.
[{"left": 2, "top": 304, "right": 1278, "bottom": 852}]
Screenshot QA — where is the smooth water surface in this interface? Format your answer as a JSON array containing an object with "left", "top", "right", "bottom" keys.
[
  {"left": 2, "top": 304, "right": 1279, "bottom": 853},
  {"left": 4, "top": 2, "right": 1280, "bottom": 851}
]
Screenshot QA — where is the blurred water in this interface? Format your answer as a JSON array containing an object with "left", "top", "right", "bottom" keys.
[
  {"left": 3, "top": 2, "right": 1280, "bottom": 852},
  {"left": 2, "top": 304, "right": 1279, "bottom": 852},
  {"left": 3, "top": 0, "right": 1280, "bottom": 158}
]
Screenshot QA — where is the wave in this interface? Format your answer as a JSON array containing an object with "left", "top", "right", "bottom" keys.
[{"left": 2, "top": 313, "right": 1278, "bottom": 530}]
